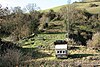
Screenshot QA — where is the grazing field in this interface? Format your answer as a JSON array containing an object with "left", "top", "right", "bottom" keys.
[
  {"left": 20, "top": 33, "right": 100, "bottom": 62},
  {"left": 0, "top": 0, "right": 100, "bottom": 67},
  {"left": 23, "top": 46, "right": 100, "bottom": 67},
  {"left": 19, "top": 32, "right": 100, "bottom": 67},
  {"left": 43, "top": 2, "right": 100, "bottom": 14},
  {"left": 21, "top": 33, "right": 66, "bottom": 48}
]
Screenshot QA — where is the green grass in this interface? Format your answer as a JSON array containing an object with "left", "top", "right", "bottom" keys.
[
  {"left": 21, "top": 33, "right": 66, "bottom": 48},
  {"left": 42, "top": 2, "right": 100, "bottom": 14},
  {"left": 86, "top": 6, "right": 100, "bottom": 14},
  {"left": 34, "top": 33, "right": 66, "bottom": 45},
  {"left": 41, "top": 5, "right": 66, "bottom": 12}
]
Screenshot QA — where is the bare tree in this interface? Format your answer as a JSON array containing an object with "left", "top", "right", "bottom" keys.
[
  {"left": 60, "top": 1, "right": 77, "bottom": 40},
  {"left": 11, "top": 6, "right": 23, "bottom": 14},
  {"left": 87, "top": 32, "right": 100, "bottom": 48},
  {"left": 0, "top": 49, "right": 32, "bottom": 67},
  {"left": 25, "top": 3, "right": 39, "bottom": 13},
  {"left": 9, "top": 7, "right": 31, "bottom": 41},
  {"left": 0, "top": 4, "right": 10, "bottom": 17}
]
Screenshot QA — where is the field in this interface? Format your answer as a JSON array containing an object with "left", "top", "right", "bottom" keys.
[
  {"left": 0, "top": 1, "right": 100, "bottom": 66},
  {"left": 17, "top": 32, "right": 100, "bottom": 67},
  {"left": 19, "top": 33, "right": 100, "bottom": 66},
  {"left": 42, "top": 2, "right": 100, "bottom": 14},
  {"left": 22, "top": 44, "right": 100, "bottom": 67},
  {"left": 21, "top": 33, "right": 66, "bottom": 48}
]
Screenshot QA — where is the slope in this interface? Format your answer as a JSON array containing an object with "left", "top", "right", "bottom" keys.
[{"left": 43, "top": 2, "right": 100, "bottom": 14}]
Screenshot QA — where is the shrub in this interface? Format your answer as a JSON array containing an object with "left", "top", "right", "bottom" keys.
[
  {"left": 87, "top": 32, "right": 100, "bottom": 48},
  {"left": 89, "top": 3, "right": 99, "bottom": 7},
  {"left": 0, "top": 49, "right": 31, "bottom": 67}
]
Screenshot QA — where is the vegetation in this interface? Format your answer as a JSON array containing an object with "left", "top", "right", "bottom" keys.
[
  {"left": 87, "top": 32, "right": 100, "bottom": 48},
  {"left": 0, "top": 4, "right": 41, "bottom": 41},
  {"left": 0, "top": 0, "right": 100, "bottom": 66},
  {"left": 21, "top": 33, "right": 66, "bottom": 48},
  {"left": 0, "top": 49, "right": 32, "bottom": 67},
  {"left": 43, "top": 2, "right": 100, "bottom": 14}
]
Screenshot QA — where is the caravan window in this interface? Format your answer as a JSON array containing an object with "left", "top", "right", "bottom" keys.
[
  {"left": 57, "top": 50, "right": 66, "bottom": 54},
  {"left": 57, "top": 51, "right": 59, "bottom": 53},
  {"left": 63, "top": 51, "right": 66, "bottom": 54},
  {"left": 60, "top": 51, "right": 62, "bottom": 53}
]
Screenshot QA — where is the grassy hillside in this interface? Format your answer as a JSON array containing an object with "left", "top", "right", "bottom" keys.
[
  {"left": 22, "top": 2, "right": 100, "bottom": 48},
  {"left": 21, "top": 33, "right": 66, "bottom": 48},
  {"left": 43, "top": 5, "right": 66, "bottom": 12},
  {"left": 43, "top": 2, "right": 100, "bottom": 14}
]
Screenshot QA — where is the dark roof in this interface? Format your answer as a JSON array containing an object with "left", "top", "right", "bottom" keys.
[{"left": 54, "top": 40, "right": 67, "bottom": 45}]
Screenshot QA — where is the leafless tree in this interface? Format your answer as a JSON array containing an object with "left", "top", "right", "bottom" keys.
[
  {"left": 60, "top": 1, "right": 77, "bottom": 40},
  {"left": 25, "top": 3, "right": 40, "bottom": 13},
  {"left": 0, "top": 4, "right": 10, "bottom": 17},
  {"left": 0, "top": 49, "right": 32, "bottom": 67}
]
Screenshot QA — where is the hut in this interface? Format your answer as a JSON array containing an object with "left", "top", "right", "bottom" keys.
[{"left": 54, "top": 40, "right": 68, "bottom": 58}]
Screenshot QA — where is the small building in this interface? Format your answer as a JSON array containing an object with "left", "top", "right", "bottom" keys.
[{"left": 54, "top": 40, "right": 68, "bottom": 58}]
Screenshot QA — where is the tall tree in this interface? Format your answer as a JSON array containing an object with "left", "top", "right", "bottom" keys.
[{"left": 60, "top": 2, "right": 77, "bottom": 40}]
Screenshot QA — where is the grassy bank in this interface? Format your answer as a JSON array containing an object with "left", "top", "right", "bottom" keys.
[{"left": 21, "top": 33, "right": 66, "bottom": 48}]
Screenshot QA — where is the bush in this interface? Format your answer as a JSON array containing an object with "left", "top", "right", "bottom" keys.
[
  {"left": 89, "top": 3, "right": 99, "bottom": 7},
  {"left": 87, "top": 32, "right": 100, "bottom": 49},
  {"left": 0, "top": 49, "right": 31, "bottom": 67}
]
